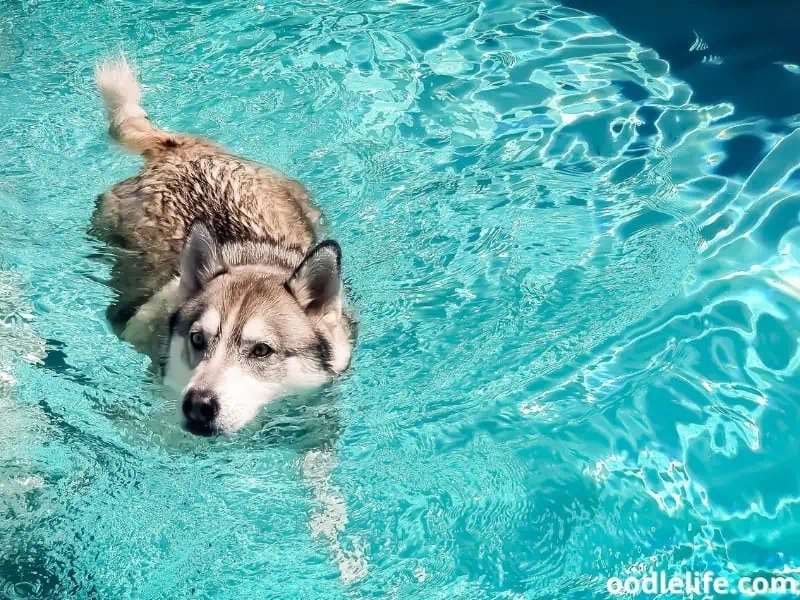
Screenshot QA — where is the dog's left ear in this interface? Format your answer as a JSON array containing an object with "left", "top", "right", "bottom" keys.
[
  {"left": 287, "top": 240, "right": 342, "bottom": 318},
  {"left": 178, "top": 222, "right": 223, "bottom": 298}
]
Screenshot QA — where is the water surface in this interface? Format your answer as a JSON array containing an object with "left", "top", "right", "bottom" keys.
[{"left": 1, "top": 0, "right": 800, "bottom": 598}]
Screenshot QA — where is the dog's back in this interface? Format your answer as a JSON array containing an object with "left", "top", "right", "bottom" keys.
[{"left": 93, "top": 56, "right": 322, "bottom": 331}]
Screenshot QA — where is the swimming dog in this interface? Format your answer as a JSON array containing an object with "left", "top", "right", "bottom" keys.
[{"left": 93, "top": 56, "right": 354, "bottom": 435}]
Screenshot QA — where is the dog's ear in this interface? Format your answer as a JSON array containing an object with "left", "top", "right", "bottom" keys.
[
  {"left": 178, "top": 222, "right": 223, "bottom": 297},
  {"left": 287, "top": 240, "right": 342, "bottom": 318}
]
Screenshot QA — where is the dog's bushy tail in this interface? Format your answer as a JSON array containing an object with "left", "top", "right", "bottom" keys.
[{"left": 95, "top": 54, "right": 177, "bottom": 155}]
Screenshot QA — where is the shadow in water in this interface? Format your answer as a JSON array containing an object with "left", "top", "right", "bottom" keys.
[{"left": 563, "top": 0, "right": 800, "bottom": 119}]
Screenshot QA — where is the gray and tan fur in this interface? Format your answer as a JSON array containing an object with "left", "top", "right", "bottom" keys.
[{"left": 93, "top": 56, "right": 354, "bottom": 434}]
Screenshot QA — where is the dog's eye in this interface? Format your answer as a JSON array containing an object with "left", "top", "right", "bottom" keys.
[
  {"left": 250, "top": 343, "right": 272, "bottom": 358},
  {"left": 189, "top": 331, "right": 205, "bottom": 350}
]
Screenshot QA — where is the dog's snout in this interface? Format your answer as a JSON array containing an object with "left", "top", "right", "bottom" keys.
[{"left": 182, "top": 389, "right": 219, "bottom": 428}]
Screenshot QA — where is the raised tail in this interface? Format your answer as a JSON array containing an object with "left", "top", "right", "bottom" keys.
[{"left": 95, "top": 55, "right": 176, "bottom": 155}]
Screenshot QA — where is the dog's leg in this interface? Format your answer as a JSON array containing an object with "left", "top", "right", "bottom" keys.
[
  {"left": 120, "top": 279, "right": 179, "bottom": 359},
  {"left": 301, "top": 449, "right": 368, "bottom": 585}
]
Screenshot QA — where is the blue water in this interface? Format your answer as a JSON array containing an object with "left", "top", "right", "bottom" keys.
[{"left": 1, "top": 0, "right": 800, "bottom": 598}]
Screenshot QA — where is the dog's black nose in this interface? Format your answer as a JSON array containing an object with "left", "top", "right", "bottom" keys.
[{"left": 182, "top": 389, "right": 219, "bottom": 427}]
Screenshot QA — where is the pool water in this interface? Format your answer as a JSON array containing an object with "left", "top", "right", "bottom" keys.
[{"left": 2, "top": 0, "right": 800, "bottom": 598}]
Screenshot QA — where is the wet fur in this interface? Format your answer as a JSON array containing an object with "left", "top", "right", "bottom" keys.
[
  {"left": 92, "top": 56, "right": 354, "bottom": 432},
  {"left": 92, "top": 124, "right": 321, "bottom": 346}
]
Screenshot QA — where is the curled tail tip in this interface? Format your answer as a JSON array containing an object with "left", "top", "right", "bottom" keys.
[
  {"left": 95, "top": 54, "right": 138, "bottom": 95},
  {"left": 95, "top": 53, "right": 146, "bottom": 124},
  {"left": 95, "top": 53, "right": 170, "bottom": 154}
]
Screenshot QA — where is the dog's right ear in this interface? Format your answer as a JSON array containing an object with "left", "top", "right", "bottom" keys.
[{"left": 178, "top": 222, "right": 223, "bottom": 298}]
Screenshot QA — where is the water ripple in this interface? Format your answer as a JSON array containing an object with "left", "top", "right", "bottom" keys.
[{"left": 1, "top": 0, "right": 799, "bottom": 596}]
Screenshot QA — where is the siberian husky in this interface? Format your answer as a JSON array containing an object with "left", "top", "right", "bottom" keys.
[{"left": 93, "top": 56, "right": 354, "bottom": 435}]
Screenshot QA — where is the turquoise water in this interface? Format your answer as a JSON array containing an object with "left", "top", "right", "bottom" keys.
[{"left": 2, "top": 0, "right": 800, "bottom": 597}]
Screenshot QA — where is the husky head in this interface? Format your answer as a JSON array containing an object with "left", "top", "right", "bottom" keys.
[{"left": 163, "top": 223, "right": 353, "bottom": 435}]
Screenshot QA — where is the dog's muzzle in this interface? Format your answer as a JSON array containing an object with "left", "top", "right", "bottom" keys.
[{"left": 182, "top": 389, "right": 219, "bottom": 435}]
